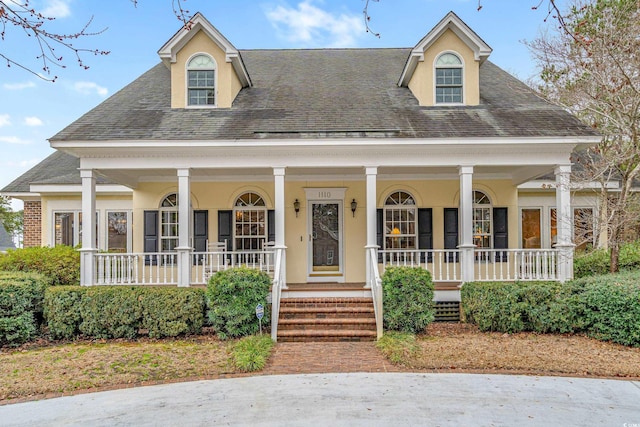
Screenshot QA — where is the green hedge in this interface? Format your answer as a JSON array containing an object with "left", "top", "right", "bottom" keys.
[
  {"left": 574, "top": 241, "right": 640, "bottom": 278},
  {"left": 206, "top": 268, "right": 272, "bottom": 340},
  {"left": 381, "top": 267, "right": 435, "bottom": 333},
  {"left": 461, "top": 272, "right": 640, "bottom": 346},
  {"left": 0, "top": 246, "right": 80, "bottom": 286},
  {"left": 44, "top": 286, "right": 206, "bottom": 340},
  {"left": 0, "top": 272, "right": 51, "bottom": 346}
]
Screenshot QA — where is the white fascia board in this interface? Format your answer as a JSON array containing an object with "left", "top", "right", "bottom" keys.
[
  {"left": 0, "top": 192, "right": 41, "bottom": 201},
  {"left": 51, "top": 135, "right": 602, "bottom": 150},
  {"left": 29, "top": 184, "right": 133, "bottom": 194}
]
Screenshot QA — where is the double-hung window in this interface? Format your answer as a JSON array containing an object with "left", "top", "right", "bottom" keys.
[
  {"left": 435, "top": 52, "right": 463, "bottom": 104},
  {"left": 384, "top": 191, "right": 417, "bottom": 250},
  {"left": 234, "top": 192, "right": 267, "bottom": 251},
  {"left": 160, "top": 194, "right": 179, "bottom": 252},
  {"left": 473, "top": 191, "right": 492, "bottom": 249},
  {"left": 187, "top": 54, "right": 216, "bottom": 106}
]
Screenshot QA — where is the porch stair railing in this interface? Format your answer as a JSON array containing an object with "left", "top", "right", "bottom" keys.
[
  {"left": 367, "top": 247, "right": 384, "bottom": 340},
  {"left": 270, "top": 246, "right": 285, "bottom": 341}
]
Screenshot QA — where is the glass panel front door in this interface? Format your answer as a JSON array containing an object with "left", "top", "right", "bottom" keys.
[{"left": 309, "top": 201, "right": 342, "bottom": 279}]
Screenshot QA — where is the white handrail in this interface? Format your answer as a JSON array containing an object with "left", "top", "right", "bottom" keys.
[
  {"left": 367, "top": 247, "right": 383, "bottom": 340},
  {"left": 379, "top": 249, "right": 461, "bottom": 282},
  {"left": 270, "top": 247, "right": 285, "bottom": 341}
]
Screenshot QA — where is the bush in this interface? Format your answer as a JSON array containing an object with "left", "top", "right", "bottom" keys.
[
  {"left": 0, "top": 246, "right": 80, "bottom": 286},
  {"left": 0, "top": 272, "right": 50, "bottom": 346},
  {"left": 44, "top": 286, "right": 206, "bottom": 340},
  {"left": 381, "top": 267, "right": 435, "bottom": 333},
  {"left": 206, "top": 268, "right": 272, "bottom": 340},
  {"left": 574, "top": 241, "right": 640, "bottom": 278},
  {"left": 462, "top": 272, "right": 640, "bottom": 347},
  {"left": 231, "top": 335, "right": 274, "bottom": 372}
]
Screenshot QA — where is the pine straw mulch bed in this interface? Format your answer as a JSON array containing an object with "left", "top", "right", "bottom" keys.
[{"left": 1, "top": 323, "right": 639, "bottom": 405}]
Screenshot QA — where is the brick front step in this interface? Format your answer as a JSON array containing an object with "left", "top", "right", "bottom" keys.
[{"left": 277, "top": 296, "right": 377, "bottom": 342}]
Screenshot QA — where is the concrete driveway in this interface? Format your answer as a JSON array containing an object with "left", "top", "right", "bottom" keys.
[{"left": 1, "top": 373, "right": 639, "bottom": 426}]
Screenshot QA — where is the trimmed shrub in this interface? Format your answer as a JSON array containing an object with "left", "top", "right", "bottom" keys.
[
  {"left": 381, "top": 267, "right": 435, "bottom": 333},
  {"left": 44, "top": 286, "right": 206, "bottom": 340},
  {"left": 0, "top": 246, "right": 80, "bottom": 286},
  {"left": 574, "top": 241, "right": 640, "bottom": 278},
  {"left": 206, "top": 268, "right": 272, "bottom": 340},
  {"left": 44, "top": 286, "right": 85, "bottom": 340},
  {"left": 140, "top": 288, "right": 205, "bottom": 338},
  {"left": 0, "top": 272, "right": 50, "bottom": 346}
]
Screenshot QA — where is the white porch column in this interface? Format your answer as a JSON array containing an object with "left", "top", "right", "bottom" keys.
[
  {"left": 79, "top": 169, "right": 97, "bottom": 286},
  {"left": 274, "top": 167, "right": 287, "bottom": 287},
  {"left": 459, "top": 166, "right": 475, "bottom": 283},
  {"left": 555, "top": 165, "right": 574, "bottom": 282},
  {"left": 365, "top": 167, "right": 378, "bottom": 287},
  {"left": 176, "top": 168, "right": 191, "bottom": 287}
]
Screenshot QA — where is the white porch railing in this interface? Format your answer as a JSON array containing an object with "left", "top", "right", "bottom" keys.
[
  {"left": 367, "top": 247, "right": 384, "bottom": 340},
  {"left": 94, "top": 250, "right": 275, "bottom": 286},
  {"left": 473, "top": 249, "right": 558, "bottom": 281},
  {"left": 379, "top": 248, "right": 559, "bottom": 282},
  {"left": 379, "top": 249, "right": 461, "bottom": 282},
  {"left": 270, "top": 247, "right": 285, "bottom": 341}
]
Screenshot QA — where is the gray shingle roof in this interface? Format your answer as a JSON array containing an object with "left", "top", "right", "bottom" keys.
[{"left": 50, "top": 48, "right": 599, "bottom": 142}]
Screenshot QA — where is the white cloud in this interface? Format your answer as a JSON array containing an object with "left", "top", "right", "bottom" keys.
[
  {"left": 266, "top": 1, "right": 365, "bottom": 48},
  {"left": 73, "top": 81, "right": 108, "bottom": 97},
  {"left": 24, "top": 116, "right": 44, "bottom": 127},
  {"left": 41, "top": 0, "right": 72, "bottom": 18},
  {"left": 3, "top": 81, "right": 36, "bottom": 90},
  {"left": 0, "top": 115, "right": 10, "bottom": 128},
  {"left": 0, "top": 136, "right": 31, "bottom": 145}
]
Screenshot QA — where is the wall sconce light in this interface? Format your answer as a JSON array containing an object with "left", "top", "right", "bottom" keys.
[
  {"left": 294, "top": 199, "right": 300, "bottom": 217},
  {"left": 350, "top": 199, "right": 357, "bottom": 217}
]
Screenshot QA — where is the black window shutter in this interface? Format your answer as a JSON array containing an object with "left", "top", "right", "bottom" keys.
[
  {"left": 418, "top": 208, "right": 433, "bottom": 262},
  {"left": 144, "top": 210, "right": 158, "bottom": 265},
  {"left": 376, "top": 208, "right": 383, "bottom": 262},
  {"left": 493, "top": 207, "right": 508, "bottom": 261},
  {"left": 444, "top": 208, "right": 459, "bottom": 262},
  {"left": 218, "top": 210, "right": 233, "bottom": 251},
  {"left": 193, "top": 210, "right": 208, "bottom": 256},
  {"left": 267, "top": 210, "right": 275, "bottom": 245}
]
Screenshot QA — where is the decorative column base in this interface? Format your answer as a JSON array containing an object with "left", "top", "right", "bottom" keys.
[
  {"left": 459, "top": 244, "right": 475, "bottom": 284},
  {"left": 79, "top": 248, "right": 97, "bottom": 286},
  {"left": 176, "top": 247, "right": 191, "bottom": 287}
]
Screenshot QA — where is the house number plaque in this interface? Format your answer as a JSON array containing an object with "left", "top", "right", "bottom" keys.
[{"left": 317, "top": 191, "right": 332, "bottom": 199}]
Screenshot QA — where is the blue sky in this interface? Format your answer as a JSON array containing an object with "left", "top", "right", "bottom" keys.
[{"left": 0, "top": 0, "right": 567, "bottom": 209}]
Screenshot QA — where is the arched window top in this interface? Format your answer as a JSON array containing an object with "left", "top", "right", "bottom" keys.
[
  {"left": 187, "top": 54, "right": 216, "bottom": 69},
  {"left": 385, "top": 191, "right": 416, "bottom": 206},
  {"left": 235, "top": 192, "right": 266, "bottom": 207},
  {"left": 160, "top": 193, "right": 178, "bottom": 208},
  {"left": 436, "top": 52, "right": 462, "bottom": 67},
  {"left": 473, "top": 190, "right": 491, "bottom": 205}
]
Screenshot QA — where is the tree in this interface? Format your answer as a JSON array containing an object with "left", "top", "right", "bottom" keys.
[
  {"left": 0, "top": 195, "right": 22, "bottom": 241},
  {"left": 527, "top": 0, "right": 640, "bottom": 272},
  {"left": 2, "top": 0, "right": 567, "bottom": 82}
]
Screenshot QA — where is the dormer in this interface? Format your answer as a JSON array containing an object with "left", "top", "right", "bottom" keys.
[
  {"left": 399, "top": 12, "right": 492, "bottom": 107},
  {"left": 158, "top": 12, "right": 251, "bottom": 109}
]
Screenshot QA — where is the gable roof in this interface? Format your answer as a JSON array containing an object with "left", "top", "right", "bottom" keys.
[
  {"left": 157, "top": 12, "right": 251, "bottom": 87},
  {"left": 399, "top": 11, "right": 492, "bottom": 87},
  {"left": 49, "top": 48, "right": 598, "bottom": 143}
]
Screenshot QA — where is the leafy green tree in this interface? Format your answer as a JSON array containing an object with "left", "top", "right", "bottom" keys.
[
  {"left": 528, "top": 0, "right": 640, "bottom": 272},
  {"left": 0, "top": 196, "right": 22, "bottom": 241}
]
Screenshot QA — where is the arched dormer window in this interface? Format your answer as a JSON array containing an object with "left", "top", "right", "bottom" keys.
[
  {"left": 384, "top": 191, "right": 417, "bottom": 250},
  {"left": 187, "top": 54, "right": 216, "bottom": 106},
  {"left": 435, "top": 52, "right": 463, "bottom": 104},
  {"left": 233, "top": 192, "right": 267, "bottom": 251}
]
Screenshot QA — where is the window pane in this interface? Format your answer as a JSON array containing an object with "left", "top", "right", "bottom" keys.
[
  {"left": 574, "top": 208, "right": 594, "bottom": 250},
  {"left": 107, "top": 212, "right": 128, "bottom": 252},
  {"left": 54, "top": 213, "right": 74, "bottom": 246},
  {"left": 521, "top": 209, "right": 541, "bottom": 249}
]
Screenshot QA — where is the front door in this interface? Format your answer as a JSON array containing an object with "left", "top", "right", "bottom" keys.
[{"left": 307, "top": 200, "right": 344, "bottom": 282}]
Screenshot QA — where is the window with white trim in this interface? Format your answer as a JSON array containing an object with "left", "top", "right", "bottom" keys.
[
  {"left": 435, "top": 52, "right": 463, "bottom": 104},
  {"left": 234, "top": 192, "right": 267, "bottom": 251},
  {"left": 550, "top": 207, "right": 595, "bottom": 250},
  {"left": 187, "top": 54, "right": 216, "bottom": 106},
  {"left": 384, "top": 191, "right": 417, "bottom": 250},
  {"left": 160, "top": 194, "right": 179, "bottom": 252},
  {"left": 521, "top": 208, "right": 541, "bottom": 249},
  {"left": 53, "top": 211, "right": 98, "bottom": 247},
  {"left": 473, "top": 191, "right": 492, "bottom": 248}
]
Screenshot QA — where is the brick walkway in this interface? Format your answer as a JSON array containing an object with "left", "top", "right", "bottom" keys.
[{"left": 262, "top": 342, "right": 402, "bottom": 375}]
